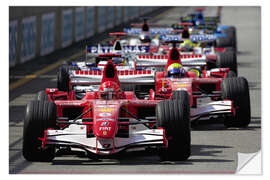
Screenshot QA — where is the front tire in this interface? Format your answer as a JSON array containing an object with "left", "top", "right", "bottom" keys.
[
  {"left": 157, "top": 93, "right": 191, "bottom": 161},
  {"left": 35, "top": 90, "right": 49, "bottom": 101},
  {"left": 221, "top": 77, "right": 251, "bottom": 127},
  {"left": 216, "top": 51, "right": 237, "bottom": 75},
  {"left": 23, "top": 100, "right": 57, "bottom": 161},
  {"left": 57, "top": 64, "right": 71, "bottom": 92}
]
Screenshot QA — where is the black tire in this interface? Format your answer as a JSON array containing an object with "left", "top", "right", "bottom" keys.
[
  {"left": 35, "top": 91, "right": 49, "bottom": 101},
  {"left": 23, "top": 100, "right": 57, "bottom": 162},
  {"left": 224, "top": 47, "right": 236, "bottom": 54},
  {"left": 157, "top": 93, "right": 191, "bottom": 161},
  {"left": 226, "top": 70, "right": 237, "bottom": 78},
  {"left": 57, "top": 64, "right": 70, "bottom": 92},
  {"left": 216, "top": 52, "right": 238, "bottom": 75},
  {"left": 172, "top": 90, "right": 189, "bottom": 100},
  {"left": 222, "top": 26, "right": 237, "bottom": 51},
  {"left": 215, "top": 37, "right": 232, "bottom": 48},
  {"left": 221, "top": 77, "right": 251, "bottom": 127},
  {"left": 121, "top": 84, "right": 135, "bottom": 92}
]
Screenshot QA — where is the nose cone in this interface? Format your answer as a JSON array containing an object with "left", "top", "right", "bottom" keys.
[{"left": 95, "top": 120, "right": 118, "bottom": 138}]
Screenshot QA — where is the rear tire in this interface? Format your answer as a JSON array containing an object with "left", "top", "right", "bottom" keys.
[
  {"left": 23, "top": 100, "right": 57, "bottom": 161},
  {"left": 57, "top": 65, "right": 70, "bottom": 92},
  {"left": 221, "top": 77, "right": 251, "bottom": 127},
  {"left": 121, "top": 84, "right": 135, "bottom": 92},
  {"left": 35, "top": 90, "right": 49, "bottom": 101},
  {"left": 216, "top": 51, "right": 237, "bottom": 75},
  {"left": 216, "top": 37, "right": 232, "bottom": 48},
  {"left": 223, "top": 26, "right": 237, "bottom": 51},
  {"left": 226, "top": 71, "right": 237, "bottom": 78},
  {"left": 157, "top": 94, "right": 191, "bottom": 161}
]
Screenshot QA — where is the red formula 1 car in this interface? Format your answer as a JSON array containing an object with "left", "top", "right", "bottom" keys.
[
  {"left": 23, "top": 60, "right": 191, "bottom": 162},
  {"left": 149, "top": 42, "right": 250, "bottom": 127}
]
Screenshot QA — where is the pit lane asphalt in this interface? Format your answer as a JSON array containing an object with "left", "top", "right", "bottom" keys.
[{"left": 9, "top": 6, "right": 261, "bottom": 174}]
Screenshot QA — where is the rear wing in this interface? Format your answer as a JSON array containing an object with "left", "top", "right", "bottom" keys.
[
  {"left": 136, "top": 54, "right": 207, "bottom": 67},
  {"left": 86, "top": 45, "right": 150, "bottom": 56},
  {"left": 160, "top": 34, "right": 215, "bottom": 43},
  {"left": 123, "top": 28, "right": 174, "bottom": 35},
  {"left": 70, "top": 69, "right": 155, "bottom": 86},
  {"left": 204, "top": 16, "right": 220, "bottom": 24}
]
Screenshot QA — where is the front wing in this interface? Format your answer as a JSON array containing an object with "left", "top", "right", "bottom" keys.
[{"left": 46, "top": 126, "right": 165, "bottom": 155}]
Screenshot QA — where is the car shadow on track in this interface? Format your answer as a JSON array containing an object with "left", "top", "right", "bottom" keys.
[{"left": 51, "top": 143, "right": 233, "bottom": 166}]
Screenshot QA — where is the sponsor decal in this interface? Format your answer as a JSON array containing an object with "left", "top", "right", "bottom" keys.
[
  {"left": 99, "top": 112, "right": 112, "bottom": 117},
  {"left": 174, "top": 84, "right": 188, "bottom": 88},
  {"left": 101, "top": 122, "right": 109, "bottom": 126},
  {"left": 177, "top": 88, "right": 187, "bottom": 91},
  {"left": 103, "top": 131, "right": 107, "bottom": 135},
  {"left": 97, "top": 105, "right": 116, "bottom": 108},
  {"left": 96, "top": 118, "right": 114, "bottom": 121},
  {"left": 99, "top": 127, "right": 111, "bottom": 131},
  {"left": 87, "top": 45, "right": 150, "bottom": 53},
  {"left": 49, "top": 88, "right": 57, "bottom": 93},
  {"left": 95, "top": 101, "right": 119, "bottom": 105},
  {"left": 62, "top": 101, "right": 81, "bottom": 106},
  {"left": 98, "top": 107, "right": 114, "bottom": 113}
]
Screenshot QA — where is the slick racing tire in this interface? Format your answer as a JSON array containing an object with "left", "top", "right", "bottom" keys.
[
  {"left": 172, "top": 90, "right": 189, "bottom": 100},
  {"left": 222, "top": 26, "right": 237, "bottom": 51},
  {"left": 224, "top": 47, "right": 236, "bottom": 54},
  {"left": 121, "top": 84, "right": 135, "bottom": 92},
  {"left": 35, "top": 90, "right": 49, "bottom": 101},
  {"left": 226, "top": 70, "right": 237, "bottom": 78},
  {"left": 57, "top": 64, "right": 70, "bottom": 92},
  {"left": 23, "top": 100, "right": 57, "bottom": 162},
  {"left": 216, "top": 37, "right": 232, "bottom": 48},
  {"left": 221, "top": 77, "right": 251, "bottom": 127},
  {"left": 157, "top": 95, "right": 191, "bottom": 161},
  {"left": 216, "top": 51, "right": 238, "bottom": 75}
]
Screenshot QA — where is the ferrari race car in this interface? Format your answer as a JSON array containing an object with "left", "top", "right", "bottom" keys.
[
  {"left": 136, "top": 40, "right": 238, "bottom": 76},
  {"left": 23, "top": 60, "right": 191, "bottom": 161},
  {"left": 151, "top": 41, "right": 250, "bottom": 127},
  {"left": 57, "top": 53, "right": 157, "bottom": 95}
]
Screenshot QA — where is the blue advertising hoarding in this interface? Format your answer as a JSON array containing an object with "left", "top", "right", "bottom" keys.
[
  {"left": 87, "top": 7, "right": 94, "bottom": 37},
  {"left": 62, "top": 9, "right": 73, "bottom": 48},
  {"left": 41, "top": 13, "right": 55, "bottom": 55},
  {"left": 21, "top": 16, "right": 36, "bottom": 62},
  {"left": 9, "top": 21, "right": 17, "bottom": 67},
  {"left": 75, "top": 7, "right": 85, "bottom": 42},
  {"left": 98, "top": 7, "right": 106, "bottom": 33},
  {"left": 107, "top": 7, "right": 114, "bottom": 29}
]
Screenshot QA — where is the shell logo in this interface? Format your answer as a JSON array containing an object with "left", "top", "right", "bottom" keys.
[
  {"left": 98, "top": 108, "right": 114, "bottom": 113},
  {"left": 175, "top": 84, "right": 188, "bottom": 88}
]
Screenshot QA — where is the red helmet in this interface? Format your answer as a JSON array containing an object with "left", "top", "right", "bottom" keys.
[{"left": 99, "top": 81, "right": 121, "bottom": 100}]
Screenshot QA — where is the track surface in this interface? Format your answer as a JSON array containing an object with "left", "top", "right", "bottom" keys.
[{"left": 9, "top": 7, "right": 261, "bottom": 174}]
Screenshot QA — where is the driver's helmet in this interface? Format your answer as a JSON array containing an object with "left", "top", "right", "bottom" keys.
[
  {"left": 99, "top": 81, "right": 121, "bottom": 100},
  {"left": 112, "top": 57, "right": 126, "bottom": 65},
  {"left": 180, "top": 39, "right": 194, "bottom": 52},
  {"left": 167, "top": 63, "right": 185, "bottom": 78},
  {"left": 139, "top": 34, "right": 151, "bottom": 43}
]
